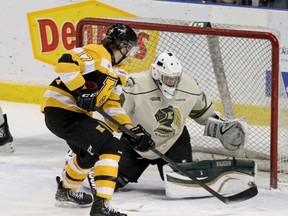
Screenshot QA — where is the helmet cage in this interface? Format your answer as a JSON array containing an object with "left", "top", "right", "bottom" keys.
[{"left": 151, "top": 52, "right": 183, "bottom": 99}]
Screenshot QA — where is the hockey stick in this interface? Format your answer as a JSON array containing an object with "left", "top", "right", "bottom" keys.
[
  {"left": 94, "top": 106, "right": 258, "bottom": 204},
  {"left": 87, "top": 169, "right": 97, "bottom": 199}
]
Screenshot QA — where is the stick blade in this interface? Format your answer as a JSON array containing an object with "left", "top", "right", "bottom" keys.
[{"left": 223, "top": 183, "right": 258, "bottom": 204}]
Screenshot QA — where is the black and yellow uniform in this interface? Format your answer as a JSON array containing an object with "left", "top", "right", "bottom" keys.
[{"left": 42, "top": 44, "right": 132, "bottom": 200}]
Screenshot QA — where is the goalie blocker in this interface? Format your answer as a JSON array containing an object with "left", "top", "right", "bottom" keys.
[{"left": 163, "top": 159, "right": 256, "bottom": 198}]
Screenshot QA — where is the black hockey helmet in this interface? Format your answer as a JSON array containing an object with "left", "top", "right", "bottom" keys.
[{"left": 102, "top": 23, "right": 138, "bottom": 65}]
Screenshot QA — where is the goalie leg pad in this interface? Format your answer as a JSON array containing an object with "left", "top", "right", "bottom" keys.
[{"left": 163, "top": 159, "right": 256, "bottom": 198}]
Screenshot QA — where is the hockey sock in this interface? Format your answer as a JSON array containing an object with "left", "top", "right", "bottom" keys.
[
  {"left": 62, "top": 155, "right": 91, "bottom": 191},
  {"left": 94, "top": 154, "right": 120, "bottom": 200}
]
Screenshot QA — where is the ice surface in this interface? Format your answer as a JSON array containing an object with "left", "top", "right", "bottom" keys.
[{"left": 1, "top": 101, "right": 288, "bottom": 216}]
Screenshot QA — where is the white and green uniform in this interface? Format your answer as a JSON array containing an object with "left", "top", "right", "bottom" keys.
[{"left": 123, "top": 71, "right": 216, "bottom": 160}]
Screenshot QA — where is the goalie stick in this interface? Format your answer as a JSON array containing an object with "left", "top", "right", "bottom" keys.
[{"left": 93, "top": 106, "right": 258, "bottom": 204}]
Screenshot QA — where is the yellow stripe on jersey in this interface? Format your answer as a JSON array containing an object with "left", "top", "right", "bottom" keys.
[
  {"left": 107, "top": 90, "right": 121, "bottom": 101},
  {"left": 105, "top": 108, "right": 127, "bottom": 117},
  {"left": 41, "top": 85, "right": 91, "bottom": 115},
  {"left": 55, "top": 62, "right": 79, "bottom": 74},
  {"left": 113, "top": 85, "right": 123, "bottom": 96},
  {"left": 107, "top": 114, "right": 132, "bottom": 132},
  {"left": 113, "top": 67, "right": 128, "bottom": 86},
  {"left": 41, "top": 96, "right": 90, "bottom": 114},
  {"left": 83, "top": 44, "right": 115, "bottom": 77},
  {"left": 103, "top": 101, "right": 132, "bottom": 131},
  {"left": 102, "top": 96, "right": 132, "bottom": 131},
  {"left": 60, "top": 72, "right": 85, "bottom": 91},
  {"left": 46, "top": 85, "right": 75, "bottom": 99}
]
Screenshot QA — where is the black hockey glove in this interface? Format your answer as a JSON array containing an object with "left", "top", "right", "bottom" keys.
[
  {"left": 76, "top": 88, "right": 98, "bottom": 112},
  {"left": 122, "top": 124, "right": 155, "bottom": 152}
]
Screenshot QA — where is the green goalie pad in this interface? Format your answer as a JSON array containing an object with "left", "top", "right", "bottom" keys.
[{"left": 163, "top": 159, "right": 256, "bottom": 198}]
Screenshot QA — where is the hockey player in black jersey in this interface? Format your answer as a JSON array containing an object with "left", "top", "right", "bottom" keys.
[{"left": 42, "top": 23, "right": 154, "bottom": 216}]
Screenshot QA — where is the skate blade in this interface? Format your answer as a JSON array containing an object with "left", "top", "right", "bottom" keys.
[{"left": 55, "top": 200, "right": 92, "bottom": 208}]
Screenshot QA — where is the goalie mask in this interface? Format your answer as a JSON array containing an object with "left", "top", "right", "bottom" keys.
[
  {"left": 102, "top": 23, "right": 138, "bottom": 65},
  {"left": 151, "top": 52, "right": 183, "bottom": 99}
]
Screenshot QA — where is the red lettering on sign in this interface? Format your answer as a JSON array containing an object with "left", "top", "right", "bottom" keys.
[
  {"left": 36, "top": 19, "right": 150, "bottom": 62},
  {"left": 135, "top": 32, "right": 149, "bottom": 60},
  {"left": 38, "top": 19, "right": 59, "bottom": 52},
  {"left": 62, "top": 22, "right": 76, "bottom": 50}
]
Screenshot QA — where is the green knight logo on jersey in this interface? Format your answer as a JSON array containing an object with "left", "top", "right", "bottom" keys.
[{"left": 154, "top": 105, "right": 181, "bottom": 138}]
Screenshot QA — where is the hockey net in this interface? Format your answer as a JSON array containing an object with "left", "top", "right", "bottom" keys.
[{"left": 76, "top": 17, "right": 288, "bottom": 189}]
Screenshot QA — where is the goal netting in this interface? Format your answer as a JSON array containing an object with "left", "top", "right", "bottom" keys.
[{"left": 76, "top": 17, "right": 288, "bottom": 189}]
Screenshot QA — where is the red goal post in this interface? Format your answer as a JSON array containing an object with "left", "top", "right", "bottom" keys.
[{"left": 76, "top": 17, "right": 286, "bottom": 189}]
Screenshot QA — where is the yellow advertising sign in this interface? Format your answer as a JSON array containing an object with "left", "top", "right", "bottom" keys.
[
  {"left": 125, "top": 29, "right": 160, "bottom": 73},
  {"left": 27, "top": 0, "right": 137, "bottom": 65}
]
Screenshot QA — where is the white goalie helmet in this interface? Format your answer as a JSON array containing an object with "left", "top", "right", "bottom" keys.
[{"left": 151, "top": 52, "right": 183, "bottom": 99}]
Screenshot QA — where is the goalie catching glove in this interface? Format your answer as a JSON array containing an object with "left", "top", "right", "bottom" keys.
[
  {"left": 122, "top": 124, "right": 155, "bottom": 152},
  {"left": 204, "top": 112, "right": 248, "bottom": 151}
]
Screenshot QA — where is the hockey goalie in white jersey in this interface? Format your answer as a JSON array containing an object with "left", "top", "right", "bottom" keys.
[{"left": 116, "top": 52, "right": 254, "bottom": 198}]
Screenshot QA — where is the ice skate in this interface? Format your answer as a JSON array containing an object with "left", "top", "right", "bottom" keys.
[
  {"left": 90, "top": 196, "right": 127, "bottom": 216},
  {"left": 55, "top": 176, "right": 93, "bottom": 208},
  {"left": 0, "top": 114, "right": 14, "bottom": 153}
]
